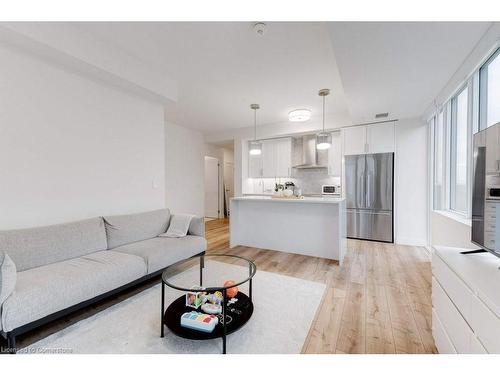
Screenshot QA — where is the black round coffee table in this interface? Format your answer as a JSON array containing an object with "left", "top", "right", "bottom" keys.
[{"left": 161, "top": 254, "right": 257, "bottom": 354}]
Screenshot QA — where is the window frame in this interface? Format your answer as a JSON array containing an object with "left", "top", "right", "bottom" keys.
[
  {"left": 449, "top": 85, "right": 470, "bottom": 216},
  {"left": 479, "top": 47, "right": 500, "bottom": 131},
  {"left": 430, "top": 45, "right": 500, "bottom": 221}
]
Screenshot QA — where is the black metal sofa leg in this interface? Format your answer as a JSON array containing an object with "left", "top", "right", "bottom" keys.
[{"left": 7, "top": 333, "right": 16, "bottom": 354}]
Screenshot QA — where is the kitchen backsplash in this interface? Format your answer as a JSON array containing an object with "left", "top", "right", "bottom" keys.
[{"left": 249, "top": 168, "right": 341, "bottom": 195}]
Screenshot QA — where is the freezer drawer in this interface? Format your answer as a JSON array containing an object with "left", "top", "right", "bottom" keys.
[{"left": 347, "top": 209, "right": 393, "bottom": 242}]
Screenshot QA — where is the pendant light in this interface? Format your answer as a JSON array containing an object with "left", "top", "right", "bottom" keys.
[
  {"left": 316, "top": 89, "right": 332, "bottom": 150},
  {"left": 249, "top": 104, "right": 262, "bottom": 155}
]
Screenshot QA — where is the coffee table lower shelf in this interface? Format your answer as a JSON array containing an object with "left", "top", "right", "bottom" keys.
[{"left": 163, "top": 291, "right": 254, "bottom": 351}]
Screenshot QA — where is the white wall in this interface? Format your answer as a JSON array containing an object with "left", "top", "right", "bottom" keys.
[
  {"left": 165, "top": 121, "right": 205, "bottom": 216},
  {"left": 395, "top": 118, "right": 429, "bottom": 246},
  {"left": 0, "top": 45, "right": 166, "bottom": 229}
]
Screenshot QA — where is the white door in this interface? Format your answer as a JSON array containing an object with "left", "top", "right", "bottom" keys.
[
  {"left": 204, "top": 156, "right": 219, "bottom": 218},
  {"left": 224, "top": 162, "right": 234, "bottom": 216},
  {"left": 343, "top": 126, "right": 367, "bottom": 155},
  {"left": 367, "top": 122, "right": 395, "bottom": 153}
]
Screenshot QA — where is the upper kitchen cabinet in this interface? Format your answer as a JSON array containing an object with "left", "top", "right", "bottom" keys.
[
  {"left": 366, "top": 122, "right": 395, "bottom": 154},
  {"left": 328, "top": 131, "right": 342, "bottom": 176},
  {"left": 248, "top": 137, "right": 292, "bottom": 178},
  {"left": 248, "top": 153, "right": 263, "bottom": 178},
  {"left": 342, "top": 125, "right": 367, "bottom": 155},
  {"left": 342, "top": 122, "right": 395, "bottom": 155},
  {"left": 275, "top": 137, "right": 292, "bottom": 177},
  {"left": 261, "top": 140, "right": 276, "bottom": 177}
]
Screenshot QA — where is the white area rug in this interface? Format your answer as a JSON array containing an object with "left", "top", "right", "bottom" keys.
[{"left": 24, "top": 261, "right": 325, "bottom": 354}]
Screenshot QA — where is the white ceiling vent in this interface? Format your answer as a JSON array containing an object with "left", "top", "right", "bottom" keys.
[{"left": 375, "top": 112, "right": 389, "bottom": 119}]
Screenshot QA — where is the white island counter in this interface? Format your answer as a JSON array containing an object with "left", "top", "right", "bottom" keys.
[{"left": 230, "top": 196, "right": 347, "bottom": 265}]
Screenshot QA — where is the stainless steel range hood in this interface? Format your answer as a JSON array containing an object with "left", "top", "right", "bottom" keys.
[{"left": 292, "top": 134, "right": 327, "bottom": 169}]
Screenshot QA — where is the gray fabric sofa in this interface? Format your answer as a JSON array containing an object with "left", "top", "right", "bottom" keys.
[{"left": 0, "top": 208, "right": 206, "bottom": 351}]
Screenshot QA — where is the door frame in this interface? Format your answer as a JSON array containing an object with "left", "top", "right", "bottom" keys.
[{"left": 204, "top": 156, "right": 221, "bottom": 219}]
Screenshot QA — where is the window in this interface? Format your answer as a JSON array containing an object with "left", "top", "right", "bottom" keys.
[
  {"left": 433, "top": 113, "right": 444, "bottom": 210},
  {"left": 431, "top": 46, "right": 500, "bottom": 220},
  {"left": 450, "top": 87, "right": 469, "bottom": 214},
  {"left": 479, "top": 47, "right": 500, "bottom": 130}
]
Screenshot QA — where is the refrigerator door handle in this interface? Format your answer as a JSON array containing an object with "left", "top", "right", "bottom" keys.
[
  {"left": 357, "top": 174, "right": 364, "bottom": 207},
  {"left": 366, "top": 172, "right": 371, "bottom": 207}
]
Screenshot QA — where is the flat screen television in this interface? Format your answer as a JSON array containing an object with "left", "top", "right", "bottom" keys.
[{"left": 471, "top": 121, "right": 500, "bottom": 258}]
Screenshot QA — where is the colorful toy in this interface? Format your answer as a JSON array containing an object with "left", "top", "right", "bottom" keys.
[
  {"left": 224, "top": 280, "right": 239, "bottom": 298},
  {"left": 205, "top": 292, "right": 223, "bottom": 305},
  {"left": 201, "top": 302, "right": 222, "bottom": 314},
  {"left": 180, "top": 312, "right": 218, "bottom": 333},
  {"left": 185, "top": 287, "right": 205, "bottom": 309}
]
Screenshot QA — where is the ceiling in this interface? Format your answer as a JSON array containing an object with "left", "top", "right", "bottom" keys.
[
  {"left": 76, "top": 22, "right": 492, "bottom": 134},
  {"left": 328, "top": 22, "right": 492, "bottom": 123},
  {"left": 79, "top": 22, "right": 350, "bottom": 134}
]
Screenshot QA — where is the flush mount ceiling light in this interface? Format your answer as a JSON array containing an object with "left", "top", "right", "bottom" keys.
[
  {"left": 249, "top": 104, "right": 262, "bottom": 155},
  {"left": 288, "top": 109, "right": 312, "bottom": 122},
  {"left": 316, "top": 88, "right": 332, "bottom": 150},
  {"left": 253, "top": 22, "right": 267, "bottom": 36}
]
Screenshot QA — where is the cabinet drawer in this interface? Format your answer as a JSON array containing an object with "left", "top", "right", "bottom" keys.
[
  {"left": 432, "top": 277, "right": 471, "bottom": 353},
  {"left": 432, "top": 252, "right": 474, "bottom": 324},
  {"left": 469, "top": 292, "right": 500, "bottom": 353},
  {"left": 432, "top": 308, "right": 456, "bottom": 354}
]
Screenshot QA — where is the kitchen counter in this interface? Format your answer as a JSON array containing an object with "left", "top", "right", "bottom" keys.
[
  {"left": 233, "top": 195, "right": 345, "bottom": 204},
  {"left": 230, "top": 195, "right": 347, "bottom": 264}
]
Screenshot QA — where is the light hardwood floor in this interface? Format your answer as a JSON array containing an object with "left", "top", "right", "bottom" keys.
[
  {"left": 205, "top": 218, "right": 437, "bottom": 354},
  {"left": 12, "top": 218, "right": 435, "bottom": 353}
]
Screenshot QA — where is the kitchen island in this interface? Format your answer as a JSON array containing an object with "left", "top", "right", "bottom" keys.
[{"left": 230, "top": 196, "right": 347, "bottom": 265}]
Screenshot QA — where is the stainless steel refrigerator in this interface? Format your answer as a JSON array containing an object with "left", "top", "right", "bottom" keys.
[{"left": 345, "top": 153, "right": 394, "bottom": 243}]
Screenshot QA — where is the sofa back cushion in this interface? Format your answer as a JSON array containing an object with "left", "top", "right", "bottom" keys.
[
  {"left": 0, "top": 217, "right": 108, "bottom": 272},
  {"left": 103, "top": 209, "right": 171, "bottom": 249}
]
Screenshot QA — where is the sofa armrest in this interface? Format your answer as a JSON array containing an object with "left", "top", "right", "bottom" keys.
[{"left": 188, "top": 216, "right": 205, "bottom": 237}]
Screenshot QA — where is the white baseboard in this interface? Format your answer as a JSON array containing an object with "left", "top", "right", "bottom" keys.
[{"left": 395, "top": 237, "right": 428, "bottom": 247}]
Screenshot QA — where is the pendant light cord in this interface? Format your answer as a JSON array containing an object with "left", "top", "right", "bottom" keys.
[
  {"left": 322, "top": 95, "right": 325, "bottom": 132},
  {"left": 254, "top": 108, "right": 257, "bottom": 140}
]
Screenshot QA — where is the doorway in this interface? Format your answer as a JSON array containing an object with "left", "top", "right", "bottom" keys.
[
  {"left": 223, "top": 161, "right": 234, "bottom": 216},
  {"left": 204, "top": 156, "right": 220, "bottom": 219}
]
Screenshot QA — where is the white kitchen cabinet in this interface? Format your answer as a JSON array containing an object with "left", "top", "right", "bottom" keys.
[
  {"left": 367, "top": 122, "right": 395, "bottom": 154},
  {"left": 342, "top": 126, "right": 367, "bottom": 155},
  {"left": 262, "top": 140, "right": 276, "bottom": 177},
  {"left": 342, "top": 122, "right": 395, "bottom": 155},
  {"left": 251, "top": 137, "right": 291, "bottom": 178},
  {"left": 275, "top": 137, "right": 292, "bottom": 177},
  {"left": 328, "top": 131, "right": 341, "bottom": 176},
  {"left": 248, "top": 153, "right": 263, "bottom": 178}
]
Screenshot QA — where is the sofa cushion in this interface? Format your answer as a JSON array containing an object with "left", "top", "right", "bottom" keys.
[
  {"left": 112, "top": 236, "right": 207, "bottom": 273},
  {"left": 0, "top": 218, "right": 108, "bottom": 272},
  {"left": 104, "top": 209, "right": 171, "bottom": 249},
  {"left": 188, "top": 216, "right": 205, "bottom": 237},
  {"left": 0, "top": 250, "right": 147, "bottom": 332},
  {"left": 0, "top": 252, "right": 17, "bottom": 330}
]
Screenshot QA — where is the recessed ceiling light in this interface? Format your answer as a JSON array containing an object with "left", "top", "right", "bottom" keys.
[{"left": 288, "top": 109, "right": 312, "bottom": 122}]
